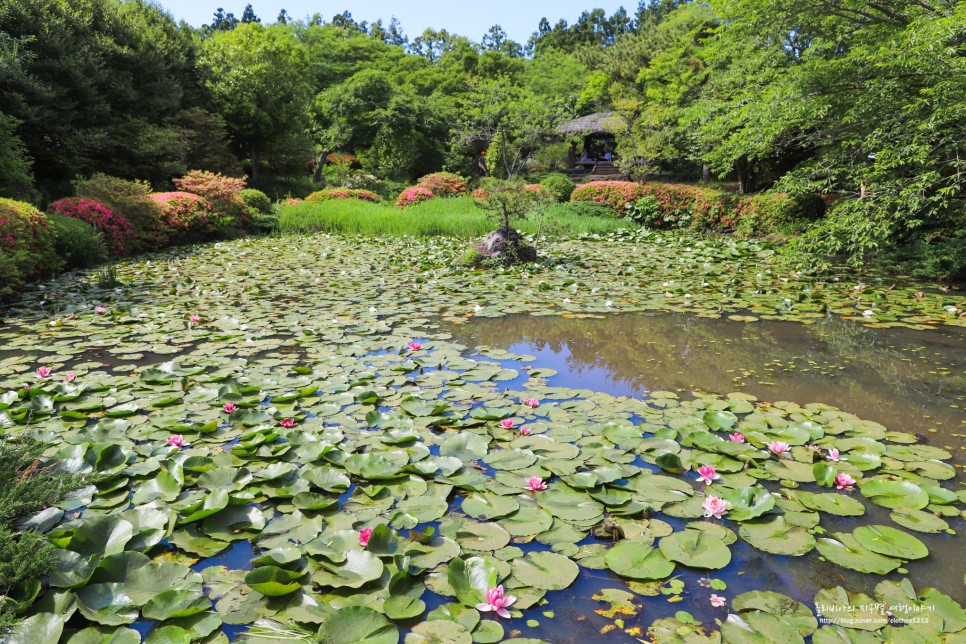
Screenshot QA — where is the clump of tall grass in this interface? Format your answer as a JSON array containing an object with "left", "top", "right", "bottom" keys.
[{"left": 277, "top": 197, "right": 633, "bottom": 238}]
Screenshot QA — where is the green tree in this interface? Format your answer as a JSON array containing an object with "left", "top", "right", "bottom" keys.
[
  {"left": 456, "top": 80, "right": 565, "bottom": 179},
  {"left": 0, "top": 0, "right": 200, "bottom": 195},
  {"left": 199, "top": 22, "right": 311, "bottom": 180},
  {"left": 0, "top": 113, "right": 35, "bottom": 201},
  {"left": 690, "top": 0, "right": 966, "bottom": 264},
  {"left": 313, "top": 70, "right": 450, "bottom": 180}
]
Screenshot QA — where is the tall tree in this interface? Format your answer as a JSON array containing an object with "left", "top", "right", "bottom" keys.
[{"left": 198, "top": 23, "right": 311, "bottom": 180}]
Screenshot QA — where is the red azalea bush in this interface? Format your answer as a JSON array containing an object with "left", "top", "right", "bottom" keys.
[
  {"left": 283, "top": 198, "right": 303, "bottom": 206},
  {"left": 0, "top": 198, "right": 60, "bottom": 300},
  {"left": 415, "top": 172, "right": 467, "bottom": 198},
  {"left": 471, "top": 188, "right": 490, "bottom": 200},
  {"left": 523, "top": 183, "right": 549, "bottom": 195},
  {"left": 396, "top": 187, "right": 434, "bottom": 207},
  {"left": 305, "top": 188, "right": 381, "bottom": 203},
  {"left": 145, "top": 192, "right": 215, "bottom": 240},
  {"left": 48, "top": 197, "right": 135, "bottom": 256},
  {"left": 639, "top": 183, "right": 733, "bottom": 229},
  {"left": 570, "top": 181, "right": 648, "bottom": 211}
]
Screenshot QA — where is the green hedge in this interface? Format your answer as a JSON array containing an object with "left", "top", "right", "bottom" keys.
[{"left": 47, "top": 213, "right": 107, "bottom": 269}]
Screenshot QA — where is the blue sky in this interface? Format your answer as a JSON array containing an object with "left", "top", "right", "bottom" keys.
[{"left": 157, "top": 1, "right": 633, "bottom": 43}]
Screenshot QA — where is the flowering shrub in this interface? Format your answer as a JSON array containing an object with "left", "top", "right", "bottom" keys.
[
  {"left": 72, "top": 173, "right": 165, "bottom": 251},
  {"left": 523, "top": 183, "right": 549, "bottom": 195},
  {"left": 173, "top": 170, "right": 246, "bottom": 202},
  {"left": 325, "top": 152, "right": 358, "bottom": 165},
  {"left": 471, "top": 188, "right": 490, "bottom": 200},
  {"left": 622, "top": 183, "right": 825, "bottom": 233},
  {"left": 570, "top": 181, "right": 648, "bottom": 211},
  {"left": 48, "top": 197, "right": 134, "bottom": 256},
  {"left": 283, "top": 198, "right": 303, "bottom": 206},
  {"left": 305, "top": 188, "right": 381, "bottom": 203},
  {"left": 145, "top": 192, "right": 215, "bottom": 239},
  {"left": 0, "top": 198, "right": 60, "bottom": 300},
  {"left": 173, "top": 170, "right": 250, "bottom": 230},
  {"left": 415, "top": 172, "right": 467, "bottom": 198},
  {"left": 639, "top": 183, "right": 733, "bottom": 229},
  {"left": 396, "top": 187, "right": 434, "bottom": 207}
]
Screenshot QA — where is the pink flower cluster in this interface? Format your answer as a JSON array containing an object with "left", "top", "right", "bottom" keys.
[
  {"left": 48, "top": 197, "right": 134, "bottom": 256},
  {"left": 396, "top": 187, "right": 434, "bottom": 207}
]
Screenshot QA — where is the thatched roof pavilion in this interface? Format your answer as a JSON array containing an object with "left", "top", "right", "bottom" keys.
[{"left": 556, "top": 112, "right": 625, "bottom": 136}]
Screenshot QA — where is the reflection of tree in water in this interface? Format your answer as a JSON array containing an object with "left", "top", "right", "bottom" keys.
[{"left": 450, "top": 313, "right": 966, "bottom": 440}]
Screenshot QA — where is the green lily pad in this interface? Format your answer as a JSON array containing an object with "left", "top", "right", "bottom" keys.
[
  {"left": 852, "top": 525, "right": 928, "bottom": 560},
  {"left": 659, "top": 530, "right": 732, "bottom": 569},
  {"left": 604, "top": 541, "right": 676, "bottom": 580}
]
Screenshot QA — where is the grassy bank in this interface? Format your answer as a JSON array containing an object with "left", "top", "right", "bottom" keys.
[{"left": 277, "top": 197, "right": 634, "bottom": 237}]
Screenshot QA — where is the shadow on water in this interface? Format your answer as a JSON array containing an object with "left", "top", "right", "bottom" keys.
[{"left": 446, "top": 312, "right": 966, "bottom": 642}]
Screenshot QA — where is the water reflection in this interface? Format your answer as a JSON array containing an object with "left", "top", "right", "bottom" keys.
[
  {"left": 449, "top": 313, "right": 966, "bottom": 449},
  {"left": 447, "top": 313, "right": 966, "bottom": 641}
]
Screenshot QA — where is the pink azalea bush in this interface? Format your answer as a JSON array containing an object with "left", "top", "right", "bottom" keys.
[
  {"left": 48, "top": 197, "right": 134, "bottom": 256},
  {"left": 396, "top": 187, "right": 434, "bottom": 207},
  {"left": 0, "top": 198, "right": 60, "bottom": 300},
  {"left": 305, "top": 188, "right": 381, "bottom": 203},
  {"left": 416, "top": 172, "right": 466, "bottom": 197},
  {"left": 471, "top": 188, "right": 490, "bottom": 200}
]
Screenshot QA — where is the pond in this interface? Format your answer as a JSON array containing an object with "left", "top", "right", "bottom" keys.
[
  {"left": 1, "top": 233, "right": 964, "bottom": 643},
  {"left": 448, "top": 312, "right": 966, "bottom": 641}
]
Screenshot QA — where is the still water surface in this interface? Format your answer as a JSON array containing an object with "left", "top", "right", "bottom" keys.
[{"left": 447, "top": 313, "right": 965, "bottom": 642}]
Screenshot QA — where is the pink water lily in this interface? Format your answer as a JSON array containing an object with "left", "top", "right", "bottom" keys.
[
  {"left": 408, "top": 342, "right": 422, "bottom": 351},
  {"left": 223, "top": 402, "right": 237, "bottom": 413},
  {"left": 806, "top": 444, "right": 820, "bottom": 451},
  {"left": 189, "top": 315, "right": 200, "bottom": 323},
  {"left": 710, "top": 594, "right": 726, "bottom": 608},
  {"left": 768, "top": 441, "right": 790, "bottom": 455},
  {"left": 94, "top": 305, "right": 107, "bottom": 314},
  {"left": 835, "top": 472, "right": 856, "bottom": 490},
  {"left": 703, "top": 496, "right": 729, "bottom": 519},
  {"left": 527, "top": 476, "right": 547, "bottom": 491},
  {"left": 696, "top": 465, "right": 720, "bottom": 485},
  {"left": 358, "top": 527, "right": 373, "bottom": 547},
  {"left": 826, "top": 448, "right": 840, "bottom": 462},
  {"left": 476, "top": 585, "right": 516, "bottom": 618},
  {"left": 279, "top": 418, "right": 297, "bottom": 428},
  {"left": 500, "top": 419, "right": 515, "bottom": 429},
  {"left": 36, "top": 367, "right": 52, "bottom": 379},
  {"left": 519, "top": 426, "right": 532, "bottom": 436},
  {"left": 522, "top": 398, "right": 539, "bottom": 408},
  {"left": 729, "top": 432, "right": 745, "bottom": 443},
  {"left": 166, "top": 434, "right": 187, "bottom": 448},
  {"left": 64, "top": 373, "right": 77, "bottom": 383}
]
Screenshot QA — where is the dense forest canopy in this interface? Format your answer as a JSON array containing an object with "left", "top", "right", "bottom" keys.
[{"left": 1, "top": 0, "right": 963, "bottom": 271}]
